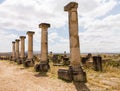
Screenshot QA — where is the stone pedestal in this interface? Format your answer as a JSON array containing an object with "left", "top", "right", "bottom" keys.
[
  {"left": 15, "top": 39, "right": 20, "bottom": 62},
  {"left": 35, "top": 23, "right": 50, "bottom": 72},
  {"left": 24, "top": 31, "right": 35, "bottom": 67},
  {"left": 18, "top": 36, "right": 26, "bottom": 64},
  {"left": 35, "top": 61, "right": 50, "bottom": 72},
  {"left": 93, "top": 56, "right": 102, "bottom": 71},
  {"left": 58, "top": 2, "right": 87, "bottom": 82},
  {"left": 58, "top": 66, "right": 73, "bottom": 81},
  {"left": 58, "top": 66, "right": 86, "bottom": 82}
]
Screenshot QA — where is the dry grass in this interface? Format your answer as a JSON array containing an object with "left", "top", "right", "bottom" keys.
[{"left": 1, "top": 54, "right": 120, "bottom": 91}]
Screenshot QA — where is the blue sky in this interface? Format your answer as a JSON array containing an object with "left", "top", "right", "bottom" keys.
[
  {"left": 0, "top": 0, "right": 5, "bottom": 4},
  {"left": 0, "top": 0, "right": 120, "bottom": 53}
]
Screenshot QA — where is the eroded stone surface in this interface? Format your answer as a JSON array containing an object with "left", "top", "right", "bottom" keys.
[
  {"left": 35, "top": 23, "right": 50, "bottom": 72},
  {"left": 24, "top": 31, "right": 35, "bottom": 67},
  {"left": 12, "top": 41, "right": 16, "bottom": 61},
  {"left": 18, "top": 36, "right": 26, "bottom": 64},
  {"left": 15, "top": 39, "right": 20, "bottom": 62},
  {"left": 58, "top": 2, "right": 87, "bottom": 82}
]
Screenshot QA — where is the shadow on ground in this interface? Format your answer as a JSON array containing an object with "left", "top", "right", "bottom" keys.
[
  {"left": 34, "top": 72, "right": 48, "bottom": 77},
  {"left": 74, "top": 82, "right": 90, "bottom": 91}
]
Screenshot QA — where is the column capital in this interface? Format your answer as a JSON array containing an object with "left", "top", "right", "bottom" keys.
[
  {"left": 12, "top": 41, "right": 15, "bottom": 44},
  {"left": 15, "top": 39, "right": 20, "bottom": 42},
  {"left": 39, "top": 23, "right": 50, "bottom": 29},
  {"left": 27, "top": 31, "right": 35, "bottom": 35},
  {"left": 64, "top": 2, "right": 78, "bottom": 11},
  {"left": 20, "top": 36, "right": 26, "bottom": 39}
]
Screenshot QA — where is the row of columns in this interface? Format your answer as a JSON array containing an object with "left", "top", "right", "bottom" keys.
[
  {"left": 11, "top": 1, "right": 87, "bottom": 82},
  {"left": 11, "top": 23, "right": 50, "bottom": 69},
  {"left": 11, "top": 32, "right": 34, "bottom": 64}
]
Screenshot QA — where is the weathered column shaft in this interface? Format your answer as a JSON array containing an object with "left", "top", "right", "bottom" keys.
[
  {"left": 12, "top": 41, "right": 16, "bottom": 59},
  {"left": 41, "top": 27, "right": 48, "bottom": 61},
  {"left": 20, "top": 36, "right": 26, "bottom": 58},
  {"left": 15, "top": 39, "right": 20, "bottom": 59},
  {"left": 64, "top": 2, "right": 81, "bottom": 69},
  {"left": 58, "top": 2, "right": 87, "bottom": 82},
  {"left": 34, "top": 23, "right": 50, "bottom": 72},
  {"left": 27, "top": 31, "right": 34, "bottom": 59},
  {"left": 39, "top": 23, "right": 50, "bottom": 62}
]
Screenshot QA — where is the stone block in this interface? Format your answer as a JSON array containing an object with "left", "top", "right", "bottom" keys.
[
  {"left": 73, "top": 70, "right": 87, "bottom": 82},
  {"left": 93, "top": 56, "right": 102, "bottom": 71},
  {"left": 63, "top": 57, "right": 70, "bottom": 65},
  {"left": 58, "top": 66, "right": 87, "bottom": 82},
  {"left": 58, "top": 68, "right": 73, "bottom": 81},
  {"left": 23, "top": 58, "right": 34, "bottom": 67},
  {"left": 35, "top": 61, "right": 50, "bottom": 72}
]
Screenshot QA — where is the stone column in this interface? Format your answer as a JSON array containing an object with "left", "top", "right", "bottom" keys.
[
  {"left": 18, "top": 36, "right": 26, "bottom": 64},
  {"left": 15, "top": 39, "right": 20, "bottom": 61},
  {"left": 64, "top": 2, "right": 81, "bottom": 69},
  {"left": 40, "top": 23, "right": 50, "bottom": 62},
  {"left": 24, "top": 31, "right": 35, "bottom": 67},
  {"left": 12, "top": 41, "right": 16, "bottom": 61},
  {"left": 58, "top": 2, "right": 87, "bottom": 82},
  {"left": 35, "top": 23, "right": 50, "bottom": 72}
]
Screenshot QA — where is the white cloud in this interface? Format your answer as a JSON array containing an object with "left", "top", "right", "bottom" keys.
[
  {"left": 79, "top": 13, "right": 120, "bottom": 53},
  {"left": 0, "top": 0, "right": 119, "bottom": 53},
  {"left": 88, "top": 0, "right": 117, "bottom": 17}
]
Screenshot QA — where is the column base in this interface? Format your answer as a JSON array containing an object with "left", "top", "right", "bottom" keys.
[
  {"left": 58, "top": 68, "right": 73, "bottom": 81},
  {"left": 58, "top": 66, "right": 87, "bottom": 82},
  {"left": 23, "top": 58, "right": 34, "bottom": 67},
  {"left": 12, "top": 58, "right": 16, "bottom": 62},
  {"left": 34, "top": 61, "right": 50, "bottom": 72},
  {"left": 17, "top": 58, "right": 26, "bottom": 64},
  {"left": 9, "top": 57, "right": 12, "bottom": 61}
]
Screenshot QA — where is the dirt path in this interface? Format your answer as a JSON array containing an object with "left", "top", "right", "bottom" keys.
[
  {"left": 0, "top": 61, "right": 78, "bottom": 91},
  {"left": 0, "top": 61, "right": 120, "bottom": 91}
]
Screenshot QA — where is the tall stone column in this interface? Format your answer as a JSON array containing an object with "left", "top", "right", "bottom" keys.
[
  {"left": 15, "top": 39, "right": 20, "bottom": 62},
  {"left": 24, "top": 31, "right": 35, "bottom": 67},
  {"left": 40, "top": 23, "right": 50, "bottom": 62},
  {"left": 64, "top": 2, "right": 81, "bottom": 68},
  {"left": 12, "top": 41, "right": 16, "bottom": 61},
  {"left": 64, "top": 2, "right": 86, "bottom": 82},
  {"left": 58, "top": 2, "right": 87, "bottom": 82},
  {"left": 35, "top": 23, "right": 50, "bottom": 72},
  {"left": 18, "top": 36, "right": 26, "bottom": 64}
]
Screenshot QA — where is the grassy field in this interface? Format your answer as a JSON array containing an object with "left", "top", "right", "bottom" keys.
[{"left": 0, "top": 53, "right": 120, "bottom": 91}]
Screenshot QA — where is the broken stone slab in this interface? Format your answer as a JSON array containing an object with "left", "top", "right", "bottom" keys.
[
  {"left": 93, "top": 56, "right": 102, "bottom": 71},
  {"left": 53, "top": 63, "right": 64, "bottom": 66},
  {"left": 63, "top": 57, "right": 70, "bottom": 65},
  {"left": 58, "top": 66, "right": 73, "bottom": 81},
  {"left": 58, "top": 66, "right": 87, "bottom": 82}
]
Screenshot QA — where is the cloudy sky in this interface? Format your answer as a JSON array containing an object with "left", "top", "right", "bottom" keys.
[{"left": 0, "top": 0, "right": 120, "bottom": 53}]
